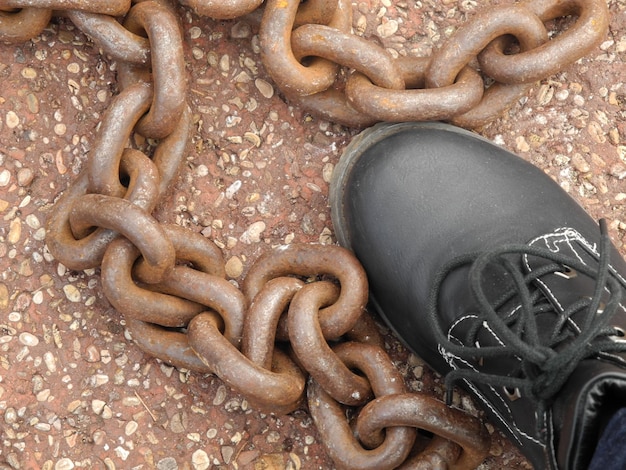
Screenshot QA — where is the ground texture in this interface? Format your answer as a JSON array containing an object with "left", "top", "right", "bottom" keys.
[{"left": 1, "top": 1, "right": 626, "bottom": 469}]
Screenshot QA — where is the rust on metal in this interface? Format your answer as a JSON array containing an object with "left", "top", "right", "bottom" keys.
[
  {"left": 243, "top": 277, "right": 304, "bottom": 366},
  {"left": 180, "top": 0, "right": 263, "bottom": 19},
  {"left": 67, "top": 9, "right": 151, "bottom": 64},
  {"left": 356, "top": 393, "right": 492, "bottom": 469},
  {"left": 121, "top": 1, "right": 186, "bottom": 139},
  {"left": 3, "top": 0, "right": 130, "bottom": 16},
  {"left": 479, "top": 0, "right": 610, "bottom": 84},
  {"left": 288, "top": 282, "right": 372, "bottom": 406},
  {"left": 188, "top": 312, "right": 306, "bottom": 415},
  {"left": 346, "top": 59, "right": 484, "bottom": 123},
  {"left": 306, "top": 343, "right": 417, "bottom": 470},
  {"left": 243, "top": 244, "right": 369, "bottom": 339},
  {"left": 0, "top": 8, "right": 52, "bottom": 42},
  {"left": 259, "top": 0, "right": 350, "bottom": 96},
  {"left": 101, "top": 238, "right": 205, "bottom": 328}
]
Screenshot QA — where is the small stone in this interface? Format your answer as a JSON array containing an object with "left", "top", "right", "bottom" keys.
[
  {"left": 221, "top": 446, "right": 234, "bottom": 464},
  {"left": 225, "top": 180, "right": 242, "bottom": 199},
  {"left": 44, "top": 351, "right": 57, "bottom": 372},
  {"left": 67, "top": 400, "right": 82, "bottom": 413},
  {"left": 156, "top": 457, "right": 178, "bottom": 470},
  {"left": 85, "top": 345, "right": 100, "bottom": 362},
  {"left": 6, "top": 110, "right": 19, "bottom": 129},
  {"left": 125, "top": 421, "right": 138, "bottom": 436},
  {"left": 571, "top": 154, "right": 591, "bottom": 174},
  {"left": 54, "top": 123, "right": 67, "bottom": 136},
  {"left": 377, "top": 19, "right": 399, "bottom": 38},
  {"left": 219, "top": 54, "right": 230, "bottom": 72},
  {"left": 19, "top": 332, "right": 39, "bottom": 347},
  {"left": 17, "top": 168, "right": 34, "bottom": 187},
  {"left": 255, "top": 78, "right": 274, "bottom": 99},
  {"left": 0, "top": 283, "right": 9, "bottom": 309},
  {"left": 25, "top": 214, "right": 41, "bottom": 229},
  {"left": 515, "top": 136, "right": 530, "bottom": 152},
  {"left": 27, "top": 93, "right": 39, "bottom": 113},
  {"left": 5, "top": 407, "right": 17, "bottom": 424},
  {"left": 63, "top": 284, "right": 81, "bottom": 303},
  {"left": 239, "top": 221, "right": 266, "bottom": 244},
  {"left": 92, "top": 399, "right": 106, "bottom": 415},
  {"left": 0, "top": 169, "right": 10, "bottom": 187},
  {"left": 191, "top": 450, "right": 211, "bottom": 470},
  {"left": 170, "top": 412, "right": 187, "bottom": 433},
  {"left": 231, "top": 21, "right": 251, "bottom": 38},
  {"left": 8, "top": 218, "right": 21, "bottom": 244},
  {"left": 114, "top": 446, "right": 130, "bottom": 461},
  {"left": 21, "top": 67, "right": 37, "bottom": 79},
  {"left": 102, "top": 405, "right": 113, "bottom": 419},
  {"left": 55, "top": 458, "right": 75, "bottom": 470},
  {"left": 225, "top": 256, "right": 244, "bottom": 278},
  {"left": 322, "top": 163, "right": 334, "bottom": 183}
]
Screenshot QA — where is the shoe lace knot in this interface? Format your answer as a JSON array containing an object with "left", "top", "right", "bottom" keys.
[{"left": 429, "top": 220, "right": 626, "bottom": 428}]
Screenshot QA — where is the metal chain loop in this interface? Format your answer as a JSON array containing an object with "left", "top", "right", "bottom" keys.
[
  {"left": 346, "top": 57, "right": 485, "bottom": 123},
  {"left": 67, "top": 9, "right": 151, "bottom": 65},
  {"left": 3, "top": 0, "right": 611, "bottom": 467},
  {"left": 288, "top": 281, "right": 373, "bottom": 406},
  {"left": 0, "top": 8, "right": 52, "bottom": 43},
  {"left": 259, "top": 0, "right": 351, "bottom": 97},
  {"left": 3, "top": 0, "right": 130, "bottom": 16},
  {"left": 356, "top": 394, "right": 491, "bottom": 469},
  {"left": 118, "top": 0, "right": 187, "bottom": 139},
  {"left": 306, "top": 342, "right": 417, "bottom": 470},
  {"left": 479, "top": 0, "right": 611, "bottom": 85}
]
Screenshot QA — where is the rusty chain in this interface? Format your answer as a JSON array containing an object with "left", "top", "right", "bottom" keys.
[{"left": 1, "top": 0, "right": 610, "bottom": 468}]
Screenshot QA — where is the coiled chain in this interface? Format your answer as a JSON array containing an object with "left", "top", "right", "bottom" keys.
[{"left": 0, "top": 0, "right": 609, "bottom": 468}]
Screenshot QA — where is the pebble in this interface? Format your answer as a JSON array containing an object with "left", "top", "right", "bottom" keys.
[
  {"left": 85, "top": 344, "right": 100, "bottom": 362},
  {"left": 255, "top": 78, "right": 274, "bottom": 99},
  {"left": 19, "top": 332, "right": 39, "bottom": 347},
  {"left": 156, "top": 457, "right": 178, "bottom": 470},
  {"left": 55, "top": 458, "right": 75, "bottom": 470},
  {"left": 222, "top": 446, "right": 234, "bottom": 464},
  {"left": 231, "top": 21, "right": 251, "bottom": 39},
  {"left": 5, "top": 407, "right": 17, "bottom": 424},
  {"left": 239, "top": 221, "right": 266, "bottom": 244},
  {"left": 44, "top": 352, "right": 57, "bottom": 372},
  {"left": 125, "top": 420, "right": 138, "bottom": 436},
  {"left": 8, "top": 218, "right": 21, "bottom": 244},
  {"left": 17, "top": 167, "right": 34, "bottom": 186},
  {"left": 63, "top": 284, "right": 82, "bottom": 303},
  {"left": 191, "top": 450, "right": 211, "bottom": 470},
  {"left": 92, "top": 399, "right": 106, "bottom": 415},
  {"left": 377, "top": 19, "right": 399, "bottom": 38},
  {"left": 0, "top": 169, "right": 10, "bottom": 187},
  {"left": 6, "top": 110, "right": 19, "bottom": 129},
  {"left": 115, "top": 446, "right": 130, "bottom": 461},
  {"left": 0, "top": 283, "right": 9, "bottom": 309},
  {"left": 225, "top": 256, "right": 244, "bottom": 278}
]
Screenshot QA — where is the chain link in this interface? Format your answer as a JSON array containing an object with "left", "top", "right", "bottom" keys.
[{"left": 1, "top": 0, "right": 610, "bottom": 468}]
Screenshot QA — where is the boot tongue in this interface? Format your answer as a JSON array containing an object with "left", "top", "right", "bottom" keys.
[{"left": 524, "top": 227, "right": 626, "bottom": 469}]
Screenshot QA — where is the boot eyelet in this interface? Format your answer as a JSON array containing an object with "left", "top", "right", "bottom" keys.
[
  {"left": 555, "top": 265, "right": 577, "bottom": 279},
  {"left": 610, "top": 326, "right": 626, "bottom": 342},
  {"left": 503, "top": 386, "right": 521, "bottom": 401}
]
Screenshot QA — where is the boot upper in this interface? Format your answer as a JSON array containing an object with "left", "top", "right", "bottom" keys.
[{"left": 331, "top": 122, "right": 626, "bottom": 469}]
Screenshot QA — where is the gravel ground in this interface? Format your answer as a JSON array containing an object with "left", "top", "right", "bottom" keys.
[{"left": 1, "top": 1, "right": 625, "bottom": 469}]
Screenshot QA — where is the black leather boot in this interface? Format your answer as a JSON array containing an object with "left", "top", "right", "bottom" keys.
[{"left": 330, "top": 122, "right": 626, "bottom": 470}]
